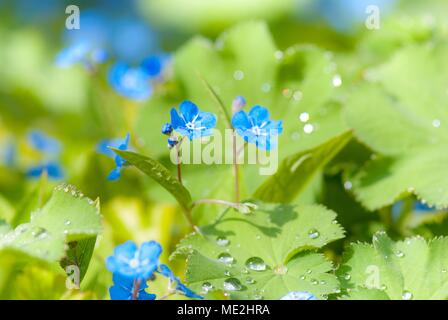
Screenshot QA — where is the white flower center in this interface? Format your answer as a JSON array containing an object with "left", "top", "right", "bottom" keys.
[
  {"left": 129, "top": 258, "right": 139, "bottom": 268},
  {"left": 184, "top": 114, "right": 206, "bottom": 131},
  {"left": 250, "top": 121, "right": 269, "bottom": 136}
]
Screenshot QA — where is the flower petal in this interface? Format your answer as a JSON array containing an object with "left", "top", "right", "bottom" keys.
[
  {"left": 139, "top": 240, "right": 162, "bottom": 262},
  {"left": 179, "top": 100, "right": 199, "bottom": 123},
  {"left": 109, "top": 284, "right": 131, "bottom": 300},
  {"left": 197, "top": 111, "right": 217, "bottom": 130},
  {"left": 231, "top": 111, "right": 252, "bottom": 130},
  {"left": 170, "top": 108, "right": 185, "bottom": 129},
  {"left": 249, "top": 105, "right": 270, "bottom": 127}
]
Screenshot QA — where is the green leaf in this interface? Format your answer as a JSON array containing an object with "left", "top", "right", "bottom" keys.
[
  {"left": 254, "top": 130, "right": 352, "bottom": 203},
  {"left": 338, "top": 231, "right": 448, "bottom": 300},
  {"left": 173, "top": 203, "right": 345, "bottom": 299},
  {"left": 60, "top": 237, "right": 97, "bottom": 283},
  {"left": 346, "top": 42, "right": 448, "bottom": 210},
  {"left": 113, "top": 149, "right": 192, "bottom": 211},
  {"left": 0, "top": 184, "right": 101, "bottom": 263}
]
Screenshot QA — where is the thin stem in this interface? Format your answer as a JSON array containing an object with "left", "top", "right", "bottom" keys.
[
  {"left": 132, "top": 279, "right": 142, "bottom": 300},
  {"left": 233, "top": 131, "right": 240, "bottom": 203},
  {"left": 159, "top": 291, "right": 176, "bottom": 300}
]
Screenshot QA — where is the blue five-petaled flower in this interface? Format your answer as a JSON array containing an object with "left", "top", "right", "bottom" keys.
[
  {"left": 106, "top": 240, "right": 202, "bottom": 300},
  {"left": 104, "top": 133, "right": 130, "bottom": 181},
  {"left": 232, "top": 105, "right": 283, "bottom": 150},
  {"left": 170, "top": 101, "right": 217, "bottom": 140},
  {"left": 108, "top": 62, "right": 152, "bottom": 101}
]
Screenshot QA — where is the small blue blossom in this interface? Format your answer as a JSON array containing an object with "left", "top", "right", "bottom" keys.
[
  {"left": 232, "top": 96, "right": 247, "bottom": 114},
  {"left": 141, "top": 54, "right": 170, "bottom": 77},
  {"left": 106, "top": 240, "right": 162, "bottom": 280},
  {"left": 170, "top": 101, "right": 217, "bottom": 140},
  {"left": 108, "top": 62, "right": 152, "bottom": 101},
  {"left": 26, "top": 162, "right": 64, "bottom": 180},
  {"left": 55, "top": 42, "right": 108, "bottom": 68},
  {"left": 109, "top": 273, "right": 156, "bottom": 301},
  {"left": 161, "top": 123, "right": 173, "bottom": 135},
  {"left": 280, "top": 291, "right": 318, "bottom": 300},
  {"left": 232, "top": 105, "right": 283, "bottom": 150},
  {"left": 167, "top": 136, "right": 178, "bottom": 149},
  {"left": 96, "top": 136, "right": 129, "bottom": 159},
  {"left": 28, "top": 130, "right": 60, "bottom": 154},
  {"left": 107, "top": 133, "right": 130, "bottom": 181},
  {"left": 158, "top": 264, "right": 203, "bottom": 299}
]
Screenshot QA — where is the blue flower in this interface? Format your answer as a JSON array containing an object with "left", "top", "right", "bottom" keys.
[
  {"left": 232, "top": 105, "right": 283, "bottom": 150},
  {"left": 106, "top": 240, "right": 162, "bottom": 280},
  {"left": 55, "top": 42, "right": 108, "bottom": 68},
  {"left": 167, "top": 136, "right": 178, "bottom": 149},
  {"left": 97, "top": 136, "right": 129, "bottom": 159},
  {"left": 109, "top": 273, "right": 156, "bottom": 300},
  {"left": 158, "top": 264, "right": 203, "bottom": 299},
  {"left": 161, "top": 123, "right": 173, "bottom": 135},
  {"left": 28, "top": 130, "right": 60, "bottom": 154},
  {"left": 3, "top": 141, "right": 16, "bottom": 167},
  {"left": 232, "top": 96, "right": 247, "bottom": 113},
  {"left": 141, "top": 54, "right": 170, "bottom": 77},
  {"left": 109, "top": 62, "right": 152, "bottom": 101},
  {"left": 106, "top": 133, "right": 130, "bottom": 181},
  {"left": 280, "top": 291, "right": 318, "bottom": 300},
  {"left": 26, "top": 162, "right": 64, "bottom": 180},
  {"left": 170, "top": 101, "right": 217, "bottom": 140}
]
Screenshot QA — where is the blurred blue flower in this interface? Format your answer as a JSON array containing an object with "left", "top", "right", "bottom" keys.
[
  {"left": 158, "top": 264, "right": 203, "bottom": 299},
  {"left": 28, "top": 130, "right": 60, "bottom": 154},
  {"left": 232, "top": 96, "right": 247, "bottom": 114},
  {"left": 106, "top": 240, "right": 162, "bottom": 280},
  {"left": 109, "top": 273, "right": 156, "bottom": 300},
  {"left": 141, "top": 54, "right": 170, "bottom": 78},
  {"left": 316, "top": 0, "right": 395, "bottom": 33},
  {"left": 109, "top": 63, "right": 152, "bottom": 101},
  {"left": 112, "top": 19, "right": 159, "bottom": 64},
  {"left": 232, "top": 105, "right": 282, "bottom": 150},
  {"left": 170, "top": 101, "right": 217, "bottom": 140},
  {"left": 3, "top": 142, "right": 16, "bottom": 167},
  {"left": 97, "top": 136, "right": 130, "bottom": 159},
  {"left": 107, "top": 133, "right": 130, "bottom": 181},
  {"left": 26, "top": 162, "right": 64, "bottom": 180},
  {"left": 56, "top": 43, "right": 108, "bottom": 68},
  {"left": 280, "top": 291, "right": 318, "bottom": 300}
]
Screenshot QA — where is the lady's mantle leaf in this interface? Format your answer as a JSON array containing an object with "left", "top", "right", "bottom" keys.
[
  {"left": 338, "top": 231, "right": 448, "bottom": 300},
  {"left": 0, "top": 184, "right": 101, "bottom": 263},
  {"left": 346, "top": 43, "right": 448, "bottom": 210},
  {"left": 113, "top": 149, "right": 192, "bottom": 211},
  {"left": 173, "top": 203, "right": 344, "bottom": 299}
]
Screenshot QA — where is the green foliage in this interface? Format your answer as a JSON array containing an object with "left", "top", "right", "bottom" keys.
[
  {"left": 339, "top": 231, "right": 448, "bottom": 300},
  {"left": 173, "top": 203, "right": 344, "bottom": 299}
]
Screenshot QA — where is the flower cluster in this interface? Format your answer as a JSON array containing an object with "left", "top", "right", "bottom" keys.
[
  {"left": 106, "top": 240, "right": 202, "bottom": 300},
  {"left": 26, "top": 130, "right": 64, "bottom": 180},
  {"left": 162, "top": 97, "right": 282, "bottom": 151}
]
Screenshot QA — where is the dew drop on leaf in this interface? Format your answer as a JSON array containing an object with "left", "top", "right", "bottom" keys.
[
  {"left": 308, "top": 228, "right": 320, "bottom": 239},
  {"left": 402, "top": 290, "right": 413, "bottom": 300},
  {"left": 201, "top": 282, "right": 213, "bottom": 293},
  {"left": 223, "top": 278, "right": 242, "bottom": 291},
  {"left": 218, "top": 253, "right": 234, "bottom": 265},
  {"left": 216, "top": 236, "right": 230, "bottom": 247},
  {"left": 245, "top": 257, "right": 267, "bottom": 271}
]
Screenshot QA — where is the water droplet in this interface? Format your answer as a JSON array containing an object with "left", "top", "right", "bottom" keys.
[
  {"left": 241, "top": 267, "right": 249, "bottom": 274},
  {"left": 299, "top": 112, "right": 310, "bottom": 123},
  {"left": 432, "top": 119, "right": 441, "bottom": 128},
  {"left": 332, "top": 74, "right": 342, "bottom": 87},
  {"left": 320, "top": 280, "right": 326, "bottom": 285},
  {"left": 261, "top": 83, "right": 271, "bottom": 92},
  {"left": 293, "top": 90, "right": 303, "bottom": 101},
  {"left": 223, "top": 278, "right": 242, "bottom": 291},
  {"left": 344, "top": 181, "right": 353, "bottom": 190},
  {"left": 308, "top": 228, "right": 320, "bottom": 239},
  {"left": 380, "top": 284, "right": 387, "bottom": 290},
  {"left": 224, "top": 270, "right": 231, "bottom": 276},
  {"left": 395, "top": 250, "right": 405, "bottom": 258},
  {"left": 311, "top": 279, "right": 319, "bottom": 285},
  {"left": 274, "top": 50, "right": 284, "bottom": 60},
  {"left": 216, "top": 236, "right": 230, "bottom": 247},
  {"left": 306, "top": 269, "right": 312, "bottom": 274},
  {"left": 201, "top": 282, "right": 213, "bottom": 293},
  {"left": 218, "top": 253, "right": 234, "bottom": 265},
  {"left": 344, "top": 273, "right": 351, "bottom": 280},
  {"left": 255, "top": 235, "right": 261, "bottom": 240},
  {"left": 300, "top": 275, "right": 306, "bottom": 280},
  {"left": 233, "top": 70, "right": 244, "bottom": 81},
  {"left": 64, "top": 220, "right": 71, "bottom": 226},
  {"left": 273, "top": 265, "right": 288, "bottom": 275},
  {"left": 303, "top": 124, "right": 314, "bottom": 134},
  {"left": 245, "top": 277, "right": 255, "bottom": 285},
  {"left": 245, "top": 257, "right": 267, "bottom": 271},
  {"left": 402, "top": 290, "right": 413, "bottom": 300},
  {"left": 442, "top": 268, "right": 447, "bottom": 274}
]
